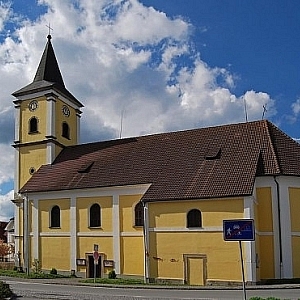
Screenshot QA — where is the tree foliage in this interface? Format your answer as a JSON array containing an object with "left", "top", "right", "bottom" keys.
[{"left": 0, "top": 240, "right": 10, "bottom": 257}]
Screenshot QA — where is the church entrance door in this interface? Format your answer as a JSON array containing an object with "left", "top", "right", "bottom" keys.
[{"left": 87, "top": 254, "right": 101, "bottom": 278}]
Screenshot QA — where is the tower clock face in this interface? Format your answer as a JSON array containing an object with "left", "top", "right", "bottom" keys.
[
  {"left": 62, "top": 105, "right": 70, "bottom": 117},
  {"left": 28, "top": 100, "right": 38, "bottom": 111}
]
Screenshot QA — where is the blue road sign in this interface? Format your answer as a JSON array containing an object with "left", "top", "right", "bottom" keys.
[{"left": 223, "top": 219, "right": 255, "bottom": 241}]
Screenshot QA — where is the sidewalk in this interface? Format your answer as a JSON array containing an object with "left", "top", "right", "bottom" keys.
[{"left": 1, "top": 275, "right": 300, "bottom": 291}]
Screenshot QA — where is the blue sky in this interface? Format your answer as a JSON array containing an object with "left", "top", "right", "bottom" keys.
[{"left": 0, "top": 0, "right": 300, "bottom": 220}]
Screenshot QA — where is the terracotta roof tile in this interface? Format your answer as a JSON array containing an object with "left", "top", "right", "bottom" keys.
[{"left": 20, "top": 120, "right": 300, "bottom": 201}]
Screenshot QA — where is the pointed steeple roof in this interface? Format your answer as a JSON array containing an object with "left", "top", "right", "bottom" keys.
[
  {"left": 33, "top": 35, "right": 65, "bottom": 87},
  {"left": 13, "top": 35, "right": 83, "bottom": 108}
]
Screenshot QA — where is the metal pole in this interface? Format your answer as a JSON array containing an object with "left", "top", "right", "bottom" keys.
[
  {"left": 239, "top": 240, "right": 247, "bottom": 300},
  {"left": 143, "top": 202, "right": 150, "bottom": 283},
  {"left": 23, "top": 194, "right": 30, "bottom": 275}
]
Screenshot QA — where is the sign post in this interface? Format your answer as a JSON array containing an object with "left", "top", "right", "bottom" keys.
[
  {"left": 223, "top": 219, "right": 255, "bottom": 300},
  {"left": 93, "top": 244, "right": 99, "bottom": 283}
]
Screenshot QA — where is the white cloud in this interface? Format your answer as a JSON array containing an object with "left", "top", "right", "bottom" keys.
[
  {"left": 292, "top": 98, "right": 300, "bottom": 115},
  {"left": 0, "top": 2, "right": 12, "bottom": 32},
  {"left": 0, "top": 190, "right": 14, "bottom": 221},
  {"left": 0, "top": 0, "right": 278, "bottom": 220},
  {"left": 0, "top": 144, "right": 14, "bottom": 186}
]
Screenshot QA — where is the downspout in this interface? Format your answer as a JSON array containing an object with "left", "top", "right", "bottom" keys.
[
  {"left": 23, "top": 192, "right": 30, "bottom": 275},
  {"left": 142, "top": 201, "right": 150, "bottom": 283},
  {"left": 274, "top": 176, "right": 283, "bottom": 278}
]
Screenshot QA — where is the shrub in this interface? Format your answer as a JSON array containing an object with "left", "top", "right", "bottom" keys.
[
  {"left": 32, "top": 259, "right": 42, "bottom": 273},
  {"left": 108, "top": 270, "right": 117, "bottom": 279},
  {"left": 0, "top": 280, "right": 13, "bottom": 299},
  {"left": 50, "top": 268, "right": 57, "bottom": 275}
]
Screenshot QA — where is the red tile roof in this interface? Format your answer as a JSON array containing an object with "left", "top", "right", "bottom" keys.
[{"left": 20, "top": 120, "right": 300, "bottom": 202}]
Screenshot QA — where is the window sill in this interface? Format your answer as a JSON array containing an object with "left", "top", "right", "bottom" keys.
[{"left": 49, "top": 227, "right": 61, "bottom": 229}]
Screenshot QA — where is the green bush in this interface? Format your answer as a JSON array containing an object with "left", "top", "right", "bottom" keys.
[
  {"left": 108, "top": 270, "right": 117, "bottom": 279},
  {"left": 50, "top": 268, "right": 57, "bottom": 275},
  {"left": 0, "top": 280, "right": 13, "bottom": 299}
]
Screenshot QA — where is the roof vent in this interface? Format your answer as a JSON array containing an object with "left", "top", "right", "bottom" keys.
[
  {"left": 205, "top": 148, "right": 222, "bottom": 160},
  {"left": 78, "top": 162, "right": 94, "bottom": 173}
]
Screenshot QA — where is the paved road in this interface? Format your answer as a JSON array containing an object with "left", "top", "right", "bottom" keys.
[{"left": 3, "top": 278, "right": 300, "bottom": 300}]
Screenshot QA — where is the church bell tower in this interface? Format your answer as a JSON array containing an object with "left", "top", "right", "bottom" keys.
[{"left": 12, "top": 35, "right": 83, "bottom": 192}]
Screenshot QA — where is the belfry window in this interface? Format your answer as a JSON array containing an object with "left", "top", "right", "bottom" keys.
[
  {"left": 62, "top": 122, "right": 70, "bottom": 139},
  {"left": 50, "top": 205, "right": 60, "bottom": 228},
  {"left": 134, "top": 202, "right": 144, "bottom": 227},
  {"left": 89, "top": 203, "right": 101, "bottom": 227},
  {"left": 29, "top": 117, "right": 38, "bottom": 133},
  {"left": 187, "top": 209, "right": 202, "bottom": 228}
]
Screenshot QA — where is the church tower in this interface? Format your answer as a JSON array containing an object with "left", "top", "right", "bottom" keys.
[{"left": 12, "top": 35, "right": 83, "bottom": 191}]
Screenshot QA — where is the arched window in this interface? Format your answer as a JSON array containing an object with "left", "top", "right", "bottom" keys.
[
  {"left": 89, "top": 203, "right": 101, "bottom": 227},
  {"left": 62, "top": 122, "right": 70, "bottom": 139},
  {"left": 50, "top": 205, "right": 60, "bottom": 228},
  {"left": 187, "top": 209, "right": 202, "bottom": 228},
  {"left": 29, "top": 117, "right": 38, "bottom": 133},
  {"left": 134, "top": 202, "right": 144, "bottom": 227}
]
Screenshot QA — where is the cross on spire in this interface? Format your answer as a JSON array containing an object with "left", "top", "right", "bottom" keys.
[{"left": 46, "top": 23, "right": 53, "bottom": 40}]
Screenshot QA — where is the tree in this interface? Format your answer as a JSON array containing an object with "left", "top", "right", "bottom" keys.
[{"left": 0, "top": 239, "right": 10, "bottom": 258}]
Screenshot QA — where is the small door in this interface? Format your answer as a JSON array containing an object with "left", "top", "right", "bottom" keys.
[
  {"left": 184, "top": 254, "right": 206, "bottom": 286},
  {"left": 87, "top": 255, "right": 101, "bottom": 278}
]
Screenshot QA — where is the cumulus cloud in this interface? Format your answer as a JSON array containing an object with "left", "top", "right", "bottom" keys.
[
  {"left": 0, "top": 144, "right": 14, "bottom": 186},
  {"left": 0, "top": 0, "right": 277, "bottom": 220},
  {"left": 0, "top": 190, "right": 14, "bottom": 221}
]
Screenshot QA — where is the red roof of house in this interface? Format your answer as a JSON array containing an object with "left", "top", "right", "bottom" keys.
[{"left": 20, "top": 120, "right": 300, "bottom": 202}]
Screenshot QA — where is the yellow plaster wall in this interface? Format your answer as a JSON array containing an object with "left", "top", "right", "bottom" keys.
[
  {"left": 289, "top": 188, "right": 300, "bottom": 232},
  {"left": 256, "top": 187, "right": 273, "bottom": 232},
  {"left": 120, "top": 236, "right": 144, "bottom": 276},
  {"left": 77, "top": 237, "right": 113, "bottom": 258},
  {"left": 39, "top": 199, "right": 70, "bottom": 232},
  {"left": 149, "top": 198, "right": 243, "bottom": 228},
  {"left": 77, "top": 196, "right": 112, "bottom": 232},
  {"left": 20, "top": 97, "right": 47, "bottom": 143},
  {"left": 149, "top": 231, "right": 242, "bottom": 281},
  {"left": 255, "top": 187, "right": 275, "bottom": 279},
  {"left": 19, "top": 145, "right": 47, "bottom": 189},
  {"left": 39, "top": 237, "right": 70, "bottom": 271},
  {"left": 148, "top": 198, "right": 244, "bottom": 282},
  {"left": 292, "top": 237, "right": 300, "bottom": 277},
  {"left": 256, "top": 235, "right": 274, "bottom": 279},
  {"left": 119, "top": 195, "right": 143, "bottom": 232},
  {"left": 55, "top": 101, "right": 78, "bottom": 146},
  {"left": 289, "top": 188, "right": 300, "bottom": 276}
]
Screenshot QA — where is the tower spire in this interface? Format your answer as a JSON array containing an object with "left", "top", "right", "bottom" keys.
[
  {"left": 33, "top": 35, "right": 65, "bottom": 87},
  {"left": 12, "top": 35, "right": 83, "bottom": 108}
]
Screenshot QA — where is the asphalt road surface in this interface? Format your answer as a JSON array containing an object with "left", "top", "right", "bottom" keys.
[{"left": 5, "top": 279, "right": 300, "bottom": 300}]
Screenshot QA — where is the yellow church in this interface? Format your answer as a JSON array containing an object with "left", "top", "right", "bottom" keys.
[{"left": 11, "top": 35, "right": 300, "bottom": 285}]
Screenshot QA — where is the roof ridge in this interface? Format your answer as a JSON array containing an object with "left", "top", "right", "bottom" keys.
[{"left": 264, "top": 120, "right": 282, "bottom": 174}]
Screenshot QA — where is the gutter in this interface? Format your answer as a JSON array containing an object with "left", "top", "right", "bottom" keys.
[{"left": 274, "top": 176, "right": 283, "bottom": 278}]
